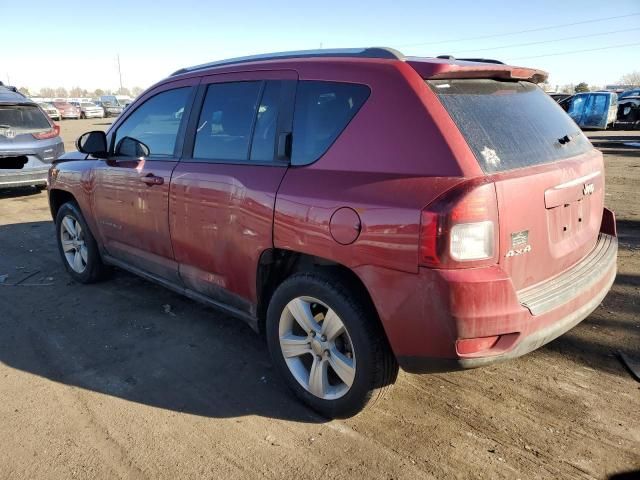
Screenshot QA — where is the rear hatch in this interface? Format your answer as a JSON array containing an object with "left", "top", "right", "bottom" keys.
[
  {"left": 0, "top": 103, "right": 53, "bottom": 141},
  {"left": 0, "top": 103, "right": 60, "bottom": 167},
  {"left": 428, "top": 78, "right": 603, "bottom": 291}
]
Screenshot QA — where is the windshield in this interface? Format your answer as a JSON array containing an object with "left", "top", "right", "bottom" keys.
[
  {"left": 81, "top": 102, "right": 95, "bottom": 107},
  {"left": 0, "top": 105, "right": 51, "bottom": 132},
  {"left": 102, "top": 97, "right": 118, "bottom": 106},
  {"left": 428, "top": 79, "right": 593, "bottom": 173}
]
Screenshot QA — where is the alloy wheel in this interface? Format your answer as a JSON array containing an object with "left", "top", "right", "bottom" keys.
[
  {"left": 60, "top": 214, "right": 88, "bottom": 273},
  {"left": 279, "top": 296, "right": 356, "bottom": 400}
]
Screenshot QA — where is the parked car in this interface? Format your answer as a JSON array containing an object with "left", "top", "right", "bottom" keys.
[
  {"left": 48, "top": 48, "right": 617, "bottom": 417},
  {"left": 618, "top": 88, "right": 640, "bottom": 99},
  {"left": 0, "top": 87, "right": 64, "bottom": 188},
  {"left": 549, "top": 93, "right": 572, "bottom": 103},
  {"left": 97, "top": 96, "right": 125, "bottom": 117},
  {"left": 615, "top": 96, "right": 640, "bottom": 129},
  {"left": 70, "top": 101, "right": 105, "bottom": 119},
  {"left": 36, "top": 101, "right": 61, "bottom": 121},
  {"left": 52, "top": 101, "right": 81, "bottom": 120},
  {"left": 559, "top": 91, "right": 618, "bottom": 129}
]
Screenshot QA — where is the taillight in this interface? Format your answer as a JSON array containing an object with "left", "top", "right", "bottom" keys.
[
  {"left": 32, "top": 124, "right": 60, "bottom": 140},
  {"left": 419, "top": 181, "right": 499, "bottom": 268}
]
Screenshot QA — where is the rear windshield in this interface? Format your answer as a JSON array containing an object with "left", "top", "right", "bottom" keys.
[
  {"left": 0, "top": 104, "right": 51, "bottom": 132},
  {"left": 428, "top": 79, "right": 593, "bottom": 173}
]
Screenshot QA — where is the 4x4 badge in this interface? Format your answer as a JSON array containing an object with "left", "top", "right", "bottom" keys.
[{"left": 583, "top": 183, "right": 595, "bottom": 196}]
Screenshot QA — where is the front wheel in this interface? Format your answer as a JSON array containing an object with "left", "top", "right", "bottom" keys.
[
  {"left": 55, "top": 202, "right": 108, "bottom": 283},
  {"left": 266, "top": 272, "right": 398, "bottom": 418}
]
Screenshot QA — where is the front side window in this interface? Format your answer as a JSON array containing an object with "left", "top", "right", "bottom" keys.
[
  {"left": 193, "top": 82, "right": 262, "bottom": 161},
  {"left": 113, "top": 87, "right": 190, "bottom": 158},
  {"left": 291, "top": 81, "right": 370, "bottom": 166}
]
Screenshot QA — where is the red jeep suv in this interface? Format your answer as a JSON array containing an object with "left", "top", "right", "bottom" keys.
[{"left": 48, "top": 48, "right": 617, "bottom": 417}]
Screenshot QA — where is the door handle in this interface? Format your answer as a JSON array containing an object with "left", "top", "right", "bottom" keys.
[{"left": 140, "top": 173, "right": 164, "bottom": 186}]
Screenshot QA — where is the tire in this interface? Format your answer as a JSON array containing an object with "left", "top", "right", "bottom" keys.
[
  {"left": 266, "top": 271, "right": 398, "bottom": 418},
  {"left": 55, "top": 202, "right": 108, "bottom": 283}
]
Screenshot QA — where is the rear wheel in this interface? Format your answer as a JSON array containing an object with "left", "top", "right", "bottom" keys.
[
  {"left": 266, "top": 272, "right": 398, "bottom": 418},
  {"left": 55, "top": 202, "right": 108, "bottom": 283}
]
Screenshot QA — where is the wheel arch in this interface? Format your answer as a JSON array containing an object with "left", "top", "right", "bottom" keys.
[
  {"left": 256, "top": 249, "right": 384, "bottom": 338},
  {"left": 49, "top": 188, "right": 78, "bottom": 221}
]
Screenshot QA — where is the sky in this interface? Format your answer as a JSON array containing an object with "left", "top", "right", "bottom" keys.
[{"left": 2, "top": 0, "right": 639, "bottom": 93}]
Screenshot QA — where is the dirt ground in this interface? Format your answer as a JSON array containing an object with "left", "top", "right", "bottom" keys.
[{"left": 0, "top": 119, "right": 638, "bottom": 480}]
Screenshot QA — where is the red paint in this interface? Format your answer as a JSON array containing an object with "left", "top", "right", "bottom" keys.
[{"left": 49, "top": 53, "right": 616, "bottom": 370}]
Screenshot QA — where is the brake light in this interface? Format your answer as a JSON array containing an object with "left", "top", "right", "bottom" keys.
[
  {"left": 32, "top": 124, "right": 60, "bottom": 140},
  {"left": 419, "top": 181, "right": 499, "bottom": 268}
]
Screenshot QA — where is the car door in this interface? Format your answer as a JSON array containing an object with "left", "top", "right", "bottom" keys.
[
  {"left": 92, "top": 79, "right": 197, "bottom": 282},
  {"left": 170, "top": 70, "right": 297, "bottom": 314}
]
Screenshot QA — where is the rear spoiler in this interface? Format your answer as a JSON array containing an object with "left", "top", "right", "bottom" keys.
[{"left": 407, "top": 59, "right": 548, "bottom": 84}]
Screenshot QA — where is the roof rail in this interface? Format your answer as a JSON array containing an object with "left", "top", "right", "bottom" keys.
[
  {"left": 171, "top": 47, "right": 404, "bottom": 76},
  {"left": 436, "top": 55, "right": 505, "bottom": 65}
]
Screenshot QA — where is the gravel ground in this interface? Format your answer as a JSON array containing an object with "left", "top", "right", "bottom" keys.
[{"left": 0, "top": 120, "right": 638, "bottom": 479}]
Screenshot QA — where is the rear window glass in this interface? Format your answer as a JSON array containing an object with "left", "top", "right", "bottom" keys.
[
  {"left": 428, "top": 79, "right": 593, "bottom": 173},
  {"left": 193, "top": 81, "right": 262, "bottom": 161},
  {"left": 0, "top": 105, "right": 50, "bottom": 131},
  {"left": 291, "top": 81, "right": 370, "bottom": 165}
]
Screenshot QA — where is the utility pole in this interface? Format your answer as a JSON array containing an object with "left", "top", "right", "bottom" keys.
[{"left": 117, "top": 54, "right": 123, "bottom": 93}]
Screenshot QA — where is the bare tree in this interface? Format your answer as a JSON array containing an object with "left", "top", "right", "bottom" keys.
[
  {"left": 619, "top": 71, "right": 640, "bottom": 86},
  {"left": 39, "top": 87, "right": 56, "bottom": 98},
  {"left": 54, "top": 87, "right": 68, "bottom": 98},
  {"left": 69, "top": 86, "right": 84, "bottom": 98},
  {"left": 93, "top": 88, "right": 105, "bottom": 98},
  {"left": 116, "top": 87, "right": 131, "bottom": 96},
  {"left": 131, "top": 86, "right": 144, "bottom": 97},
  {"left": 18, "top": 87, "right": 30, "bottom": 96},
  {"left": 559, "top": 84, "right": 574, "bottom": 94}
]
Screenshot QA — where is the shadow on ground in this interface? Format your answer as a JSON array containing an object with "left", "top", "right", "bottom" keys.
[
  {"left": 0, "top": 220, "right": 324, "bottom": 423},
  {"left": 0, "top": 214, "right": 638, "bottom": 422},
  {"left": 0, "top": 186, "right": 43, "bottom": 200}
]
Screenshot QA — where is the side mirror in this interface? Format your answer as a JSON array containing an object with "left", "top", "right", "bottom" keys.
[
  {"left": 115, "top": 136, "right": 150, "bottom": 158},
  {"left": 76, "top": 130, "right": 108, "bottom": 158}
]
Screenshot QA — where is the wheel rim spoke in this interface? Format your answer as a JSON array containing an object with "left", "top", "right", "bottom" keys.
[
  {"left": 308, "top": 356, "right": 329, "bottom": 398},
  {"left": 280, "top": 334, "right": 311, "bottom": 358},
  {"left": 328, "top": 347, "right": 356, "bottom": 387},
  {"left": 62, "top": 217, "right": 77, "bottom": 238},
  {"left": 79, "top": 245, "right": 88, "bottom": 264},
  {"left": 73, "top": 251, "right": 84, "bottom": 272},
  {"left": 61, "top": 240, "right": 75, "bottom": 252},
  {"left": 321, "top": 308, "right": 344, "bottom": 341},
  {"left": 287, "top": 298, "right": 320, "bottom": 334}
]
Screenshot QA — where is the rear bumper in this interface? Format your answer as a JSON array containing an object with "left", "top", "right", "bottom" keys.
[
  {"left": 0, "top": 166, "right": 49, "bottom": 187},
  {"left": 357, "top": 214, "right": 618, "bottom": 373}
]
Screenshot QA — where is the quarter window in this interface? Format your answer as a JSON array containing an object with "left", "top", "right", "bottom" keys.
[
  {"left": 291, "top": 81, "right": 370, "bottom": 166},
  {"left": 113, "top": 87, "right": 190, "bottom": 158}
]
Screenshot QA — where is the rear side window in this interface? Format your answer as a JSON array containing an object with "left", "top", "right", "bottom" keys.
[
  {"left": 291, "top": 81, "right": 370, "bottom": 166},
  {"left": 429, "top": 79, "right": 593, "bottom": 173},
  {"left": 0, "top": 105, "right": 50, "bottom": 132},
  {"left": 250, "top": 82, "right": 282, "bottom": 162},
  {"left": 193, "top": 82, "right": 262, "bottom": 161}
]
